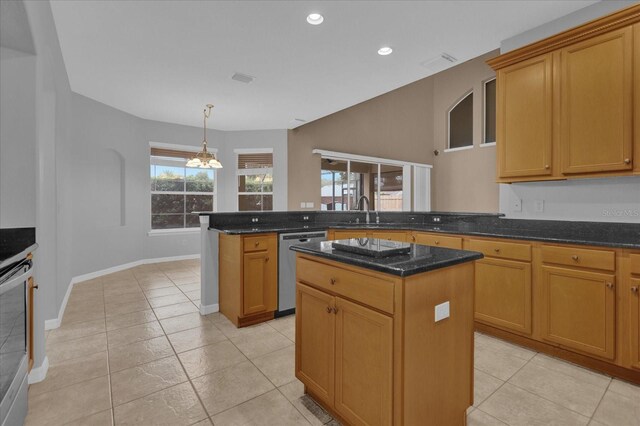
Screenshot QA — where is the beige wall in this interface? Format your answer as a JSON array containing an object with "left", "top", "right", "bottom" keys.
[{"left": 287, "top": 50, "right": 499, "bottom": 212}]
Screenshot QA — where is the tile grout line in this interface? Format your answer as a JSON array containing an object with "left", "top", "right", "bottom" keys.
[{"left": 588, "top": 377, "right": 613, "bottom": 423}]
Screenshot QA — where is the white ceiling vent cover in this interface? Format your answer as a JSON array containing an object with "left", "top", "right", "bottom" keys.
[
  {"left": 420, "top": 53, "right": 457, "bottom": 71},
  {"left": 231, "top": 72, "right": 255, "bottom": 84}
]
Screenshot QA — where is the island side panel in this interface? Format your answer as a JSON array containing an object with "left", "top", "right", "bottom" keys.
[{"left": 402, "top": 262, "right": 475, "bottom": 425}]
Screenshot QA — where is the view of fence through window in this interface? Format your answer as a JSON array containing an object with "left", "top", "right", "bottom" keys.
[
  {"left": 237, "top": 152, "right": 274, "bottom": 211},
  {"left": 150, "top": 151, "right": 215, "bottom": 229}
]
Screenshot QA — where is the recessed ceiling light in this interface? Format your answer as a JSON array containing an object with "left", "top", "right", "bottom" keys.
[
  {"left": 378, "top": 46, "right": 393, "bottom": 56},
  {"left": 306, "top": 13, "right": 324, "bottom": 25}
]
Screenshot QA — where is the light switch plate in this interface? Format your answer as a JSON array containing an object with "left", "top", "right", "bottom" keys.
[
  {"left": 300, "top": 202, "right": 306, "bottom": 209},
  {"left": 435, "top": 301, "right": 450, "bottom": 322},
  {"left": 306, "top": 202, "right": 314, "bottom": 208},
  {"left": 512, "top": 198, "right": 522, "bottom": 212}
]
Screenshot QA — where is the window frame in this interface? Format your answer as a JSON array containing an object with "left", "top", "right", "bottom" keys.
[
  {"left": 148, "top": 142, "right": 217, "bottom": 234},
  {"left": 235, "top": 148, "right": 274, "bottom": 212},
  {"left": 482, "top": 77, "right": 497, "bottom": 146},
  {"left": 445, "top": 89, "right": 474, "bottom": 152}
]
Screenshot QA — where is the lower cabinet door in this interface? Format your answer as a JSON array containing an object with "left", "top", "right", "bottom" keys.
[
  {"left": 474, "top": 258, "right": 532, "bottom": 335},
  {"left": 243, "top": 251, "right": 276, "bottom": 315},
  {"left": 295, "top": 283, "right": 335, "bottom": 406},
  {"left": 630, "top": 278, "right": 640, "bottom": 369},
  {"left": 334, "top": 297, "right": 392, "bottom": 426},
  {"left": 541, "top": 266, "right": 616, "bottom": 359}
]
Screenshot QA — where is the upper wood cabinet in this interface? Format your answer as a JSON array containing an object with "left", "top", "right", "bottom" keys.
[
  {"left": 497, "top": 54, "right": 553, "bottom": 179},
  {"left": 560, "top": 27, "right": 633, "bottom": 174},
  {"left": 488, "top": 5, "right": 640, "bottom": 182}
]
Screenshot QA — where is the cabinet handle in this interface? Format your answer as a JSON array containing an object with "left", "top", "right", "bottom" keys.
[
  {"left": 624, "top": 158, "right": 631, "bottom": 164},
  {"left": 545, "top": 164, "right": 550, "bottom": 169},
  {"left": 326, "top": 306, "right": 332, "bottom": 313},
  {"left": 33, "top": 284, "right": 39, "bottom": 289},
  {"left": 411, "top": 235, "right": 416, "bottom": 242},
  {"left": 606, "top": 282, "right": 614, "bottom": 289},
  {"left": 631, "top": 286, "right": 638, "bottom": 294},
  {"left": 255, "top": 241, "right": 260, "bottom": 247},
  {"left": 571, "top": 255, "right": 579, "bottom": 262},
  {"left": 493, "top": 248, "right": 500, "bottom": 253},
  {"left": 332, "top": 307, "right": 339, "bottom": 314},
  {"left": 265, "top": 257, "right": 269, "bottom": 262},
  {"left": 330, "top": 278, "right": 336, "bottom": 285},
  {"left": 435, "top": 241, "right": 440, "bottom": 245}
]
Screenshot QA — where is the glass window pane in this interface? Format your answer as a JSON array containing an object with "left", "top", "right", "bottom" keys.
[
  {"left": 239, "top": 194, "right": 273, "bottom": 211},
  {"left": 153, "top": 165, "right": 185, "bottom": 191},
  {"left": 238, "top": 174, "right": 273, "bottom": 193},
  {"left": 449, "top": 92, "right": 473, "bottom": 149},
  {"left": 186, "top": 195, "right": 213, "bottom": 212},
  {"left": 152, "top": 194, "right": 184, "bottom": 214},
  {"left": 186, "top": 214, "right": 201, "bottom": 228},
  {"left": 484, "top": 79, "right": 496, "bottom": 143},
  {"left": 186, "top": 169, "right": 214, "bottom": 192},
  {"left": 374, "top": 166, "right": 404, "bottom": 211},
  {"left": 152, "top": 214, "right": 184, "bottom": 229},
  {"left": 320, "top": 159, "right": 349, "bottom": 211}
]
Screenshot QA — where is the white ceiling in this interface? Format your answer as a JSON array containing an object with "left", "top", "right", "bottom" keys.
[{"left": 50, "top": 0, "right": 596, "bottom": 131}]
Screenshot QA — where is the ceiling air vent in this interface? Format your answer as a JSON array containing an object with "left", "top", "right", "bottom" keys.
[
  {"left": 420, "top": 53, "right": 458, "bottom": 71},
  {"left": 231, "top": 72, "right": 255, "bottom": 84}
]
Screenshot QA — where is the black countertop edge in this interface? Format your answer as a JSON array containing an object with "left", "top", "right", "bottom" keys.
[
  {"left": 290, "top": 240, "right": 484, "bottom": 277},
  {"left": 208, "top": 222, "right": 640, "bottom": 250},
  {"left": 0, "top": 227, "right": 37, "bottom": 267}
]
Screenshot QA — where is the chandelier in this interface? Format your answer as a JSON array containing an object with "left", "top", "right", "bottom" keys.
[{"left": 186, "top": 104, "right": 223, "bottom": 168}]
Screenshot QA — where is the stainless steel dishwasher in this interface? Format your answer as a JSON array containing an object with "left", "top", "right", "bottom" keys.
[{"left": 278, "top": 231, "right": 327, "bottom": 316}]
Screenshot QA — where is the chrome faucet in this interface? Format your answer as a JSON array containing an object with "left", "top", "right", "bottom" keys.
[{"left": 356, "top": 195, "right": 370, "bottom": 224}]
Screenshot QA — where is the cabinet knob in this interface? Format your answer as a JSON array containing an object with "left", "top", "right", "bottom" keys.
[
  {"left": 255, "top": 241, "right": 260, "bottom": 247},
  {"left": 330, "top": 278, "right": 336, "bottom": 285},
  {"left": 545, "top": 164, "right": 550, "bottom": 169},
  {"left": 435, "top": 241, "right": 440, "bottom": 245},
  {"left": 494, "top": 248, "right": 500, "bottom": 253},
  {"left": 571, "top": 255, "right": 579, "bottom": 262},
  {"left": 411, "top": 236, "right": 416, "bottom": 242},
  {"left": 326, "top": 306, "right": 332, "bottom": 313},
  {"left": 332, "top": 307, "right": 339, "bottom": 314},
  {"left": 624, "top": 158, "right": 631, "bottom": 164},
  {"left": 265, "top": 257, "right": 269, "bottom": 262},
  {"left": 631, "top": 286, "right": 639, "bottom": 294},
  {"left": 606, "top": 282, "right": 614, "bottom": 289},
  {"left": 33, "top": 284, "right": 39, "bottom": 289}
]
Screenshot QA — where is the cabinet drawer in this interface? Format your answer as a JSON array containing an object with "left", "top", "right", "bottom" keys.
[
  {"left": 410, "top": 233, "right": 462, "bottom": 249},
  {"left": 541, "top": 245, "right": 615, "bottom": 271},
  {"left": 296, "top": 257, "right": 394, "bottom": 314},
  {"left": 370, "top": 231, "right": 407, "bottom": 242},
  {"left": 630, "top": 254, "right": 640, "bottom": 275},
  {"left": 243, "top": 235, "right": 272, "bottom": 252},
  {"left": 466, "top": 239, "right": 531, "bottom": 262}
]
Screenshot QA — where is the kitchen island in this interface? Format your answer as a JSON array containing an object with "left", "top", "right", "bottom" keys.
[{"left": 290, "top": 239, "right": 483, "bottom": 426}]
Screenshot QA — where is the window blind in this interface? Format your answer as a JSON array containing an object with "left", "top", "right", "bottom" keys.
[
  {"left": 150, "top": 147, "right": 199, "bottom": 160},
  {"left": 237, "top": 153, "right": 273, "bottom": 169}
]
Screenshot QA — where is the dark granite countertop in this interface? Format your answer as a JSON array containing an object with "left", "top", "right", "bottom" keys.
[
  {"left": 290, "top": 239, "right": 484, "bottom": 277},
  {"left": 0, "top": 228, "right": 37, "bottom": 269},
  {"left": 209, "top": 219, "right": 640, "bottom": 250}
]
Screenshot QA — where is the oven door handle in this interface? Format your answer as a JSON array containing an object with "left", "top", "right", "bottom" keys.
[{"left": 0, "top": 268, "right": 33, "bottom": 295}]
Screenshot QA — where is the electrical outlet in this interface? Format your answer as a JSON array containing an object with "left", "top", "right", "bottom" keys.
[
  {"left": 534, "top": 200, "right": 544, "bottom": 213},
  {"left": 306, "top": 202, "right": 314, "bottom": 208},
  {"left": 300, "top": 202, "right": 306, "bottom": 209},
  {"left": 512, "top": 198, "right": 522, "bottom": 212},
  {"left": 432, "top": 216, "right": 441, "bottom": 223}
]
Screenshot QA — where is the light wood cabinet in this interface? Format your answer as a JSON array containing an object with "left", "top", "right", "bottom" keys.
[
  {"left": 560, "top": 27, "right": 633, "bottom": 174},
  {"left": 219, "top": 233, "right": 277, "bottom": 327},
  {"left": 488, "top": 5, "right": 640, "bottom": 182},
  {"left": 296, "top": 283, "right": 335, "bottom": 406},
  {"left": 496, "top": 54, "right": 554, "bottom": 179},
  {"left": 334, "top": 297, "right": 393, "bottom": 426},
  {"left": 541, "top": 266, "right": 616, "bottom": 359},
  {"left": 408, "top": 232, "right": 463, "bottom": 249},
  {"left": 370, "top": 231, "right": 407, "bottom": 242},
  {"left": 475, "top": 258, "right": 532, "bottom": 335},
  {"left": 630, "top": 277, "right": 640, "bottom": 369}
]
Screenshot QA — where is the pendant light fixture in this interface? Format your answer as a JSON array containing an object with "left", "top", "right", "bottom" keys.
[{"left": 186, "top": 104, "right": 223, "bottom": 168}]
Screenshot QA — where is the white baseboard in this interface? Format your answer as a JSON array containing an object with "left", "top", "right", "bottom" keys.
[
  {"left": 200, "top": 303, "right": 219, "bottom": 315},
  {"left": 28, "top": 356, "right": 49, "bottom": 384},
  {"left": 44, "top": 253, "right": 201, "bottom": 330}
]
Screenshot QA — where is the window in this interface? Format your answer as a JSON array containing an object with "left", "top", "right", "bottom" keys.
[
  {"left": 447, "top": 91, "right": 474, "bottom": 150},
  {"left": 237, "top": 151, "right": 273, "bottom": 211},
  {"left": 315, "top": 150, "right": 431, "bottom": 212},
  {"left": 483, "top": 78, "right": 496, "bottom": 144},
  {"left": 150, "top": 147, "right": 216, "bottom": 230}
]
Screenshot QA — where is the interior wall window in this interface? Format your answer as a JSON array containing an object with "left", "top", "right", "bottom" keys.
[
  {"left": 447, "top": 91, "right": 474, "bottom": 150},
  {"left": 320, "top": 159, "right": 364, "bottom": 210},
  {"left": 483, "top": 78, "right": 496, "bottom": 144},
  {"left": 237, "top": 151, "right": 273, "bottom": 211},
  {"left": 374, "top": 166, "right": 403, "bottom": 211},
  {"left": 150, "top": 147, "right": 216, "bottom": 230}
]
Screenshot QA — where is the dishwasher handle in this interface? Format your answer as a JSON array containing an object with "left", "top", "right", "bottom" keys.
[{"left": 298, "top": 238, "right": 309, "bottom": 243}]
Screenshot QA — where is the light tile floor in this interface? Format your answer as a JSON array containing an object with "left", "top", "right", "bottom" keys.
[{"left": 27, "top": 260, "right": 640, "bottom": 426}]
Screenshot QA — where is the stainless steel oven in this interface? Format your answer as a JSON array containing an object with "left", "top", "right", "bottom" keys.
[{"left": 0, "top": 258, "right": 32, "bottom": 426}]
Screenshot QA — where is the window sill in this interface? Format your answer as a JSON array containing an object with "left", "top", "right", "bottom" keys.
[
  {"left": 480, "top": 142, "right": 496, "bottom": 147},
  {"left": 148, "top": 228, "right": 201, "bottom": 237},
  {"left": 444, "top": 145, "right": 474, "bottom": 153}
]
